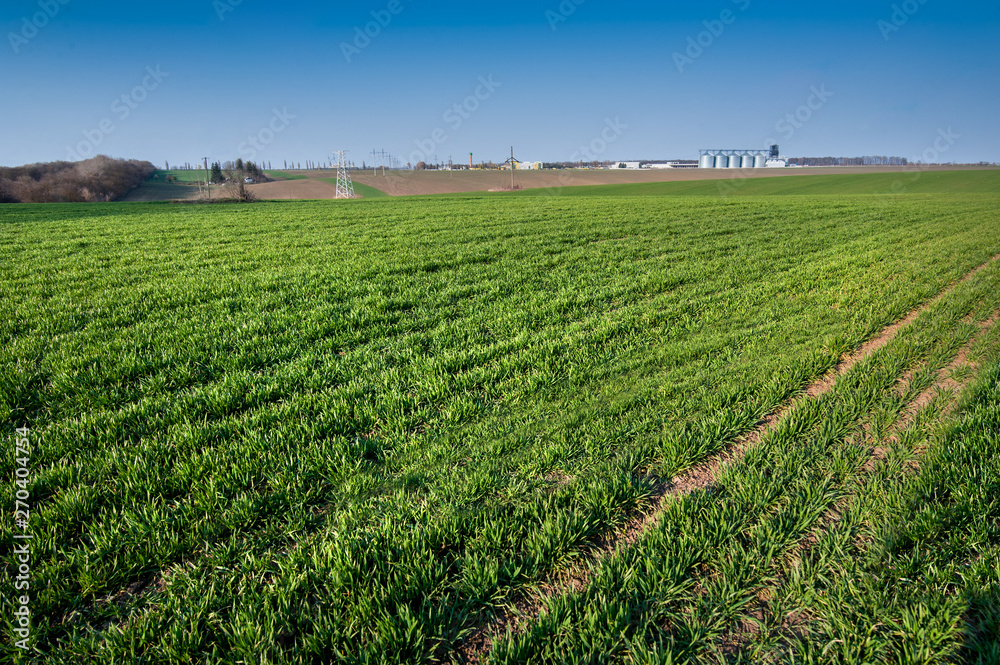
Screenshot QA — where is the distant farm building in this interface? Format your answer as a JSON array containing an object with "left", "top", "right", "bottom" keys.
[
  {"left": 608, "top": 161, "right": 698, "bottom": 170},
  {"left": 647, "top": 162, "right": 699, "bottom": 170},
  {"left": 698, "top": 145, "right": 786, "bottom": 169}
]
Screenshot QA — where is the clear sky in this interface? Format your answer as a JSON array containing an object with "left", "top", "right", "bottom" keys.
[{"left": 2, "top": 0, "right": 998, "bottom": 168}]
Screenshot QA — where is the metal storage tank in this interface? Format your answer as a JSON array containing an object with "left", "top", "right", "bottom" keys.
[
  {"left": 754, "top": 153, "right": 766, "bottom": 168},
  {"left": 728, "top": 154, "right": 741, "bottom": 168},
  {"left": 699, "top": 154, "right": 714, "bottom": 169},
  {"left": 741, "top": 154, "right": 754, "bottom": 168},
  {"left": 715, "top": 154, "right": 728, "bottom": 168}
]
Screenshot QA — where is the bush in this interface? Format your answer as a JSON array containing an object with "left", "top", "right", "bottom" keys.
[{"left": 0, "top": 156, "right": 156, "bottom": 203}]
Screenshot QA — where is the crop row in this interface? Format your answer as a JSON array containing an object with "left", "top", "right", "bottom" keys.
[
  {"left": 491, "top": 238, "right": 1000, "bottom": 664},
  {"left": 1, "top": 193, "right": 998, "bottom": 662}
]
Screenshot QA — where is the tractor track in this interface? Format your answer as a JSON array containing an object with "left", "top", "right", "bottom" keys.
[{"left": 458, "top": 253, "right": 1000, "bottom": 663}]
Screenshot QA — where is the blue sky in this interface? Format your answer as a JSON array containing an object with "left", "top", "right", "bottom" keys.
[{"left": 2, "top": 0, "right": 998, "bottom": 167}]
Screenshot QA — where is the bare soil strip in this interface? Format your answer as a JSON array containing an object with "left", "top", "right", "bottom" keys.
[
  {"left": 349, "top": 166, "right": 988, "bottom": 198},
  {"left": 247, "top": 179, "right": 340, "bottom": 200},
  {"left": 872, "top": 309, "right": 999, "bottom": 472},
  {"left": 717, "top": 309, "right": 1000, "bottom": 654},
  {"left": 459, "top": 254, "right": 1000, "bottom": 663}
]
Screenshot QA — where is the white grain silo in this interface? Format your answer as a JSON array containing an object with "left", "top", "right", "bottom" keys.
[
  {"left": 699, "top": 153, "right": 715, "bottom": 169},
  {"left": 715, "top": 153, "right": 728, "bottom": 168},
  {"left": 754, "top": 153, "right": 766, "bottom": 168},
  {"left": 741, "top": 154, "right": 754, "bottom": 168},
  {"left": 728, "top": 154, "right": 741, "bottom": 168}
]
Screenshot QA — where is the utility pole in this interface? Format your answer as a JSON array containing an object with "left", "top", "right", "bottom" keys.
[
  {"left": 511, "top": 146, "right": 515, "bottom": 191},
  {"left": 202, "top": 157, "right": 211, "bottom": 201}
]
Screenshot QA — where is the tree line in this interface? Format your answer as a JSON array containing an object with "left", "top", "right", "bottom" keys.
[
  {"left": 0, "top": 156, "right": 155, "bottom": 203},
  {"left": 787, "top": 156, "right": 910, "bottom": 166},
  {"left": 207, "top": 159, "right": 265, "bottom": 185},
  {"left": 201, "top": 159, "right": 267, "bottom": 202}
]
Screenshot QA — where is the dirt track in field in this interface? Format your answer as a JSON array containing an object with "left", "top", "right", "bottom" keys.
[{"left": 457, "top": 252, "right": 1000, "bottom": 664}]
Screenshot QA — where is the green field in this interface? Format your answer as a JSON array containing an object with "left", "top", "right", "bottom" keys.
[
  {"left": 349, "top": 181, "right": 390, "bottom": 199},
  {"left": 318, "top": 177, "right": 389, "bottom": 199},
  {"left": 119, "top": 179, "right": 194, "bottom": 202},
  {"left": 120, "top": 171, "right": 206, "bottom": 202},
  {"left": 2, "top": 182, "right": 999, "bottom": 663},
  {"left": 506, "top": 169, "right": 1000, "bottom": 198},
  {"left": 153, "top": 169, "right": 211, "bottom": 183},
  {"left": 266, "top": 170, "right": 309, "bottom": 181}
]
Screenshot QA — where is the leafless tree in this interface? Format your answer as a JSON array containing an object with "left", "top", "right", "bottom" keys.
[{"left": 222, "top": 163, "right": 258, "bottom": 203}]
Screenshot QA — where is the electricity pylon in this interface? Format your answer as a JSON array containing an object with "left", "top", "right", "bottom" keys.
[{"left": 333, "top": 150, "right": 355, "bottom": 199}]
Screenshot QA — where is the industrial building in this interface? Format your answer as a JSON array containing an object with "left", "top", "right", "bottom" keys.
[
  {"left": 608, "top": 161, "right": 699, "bottom": 170},
  {"left": 698, "top": 145, "right": 787, "bottom": 168},
  {"left": 648, "top": 162, "right": 698, "bottom": 169}
]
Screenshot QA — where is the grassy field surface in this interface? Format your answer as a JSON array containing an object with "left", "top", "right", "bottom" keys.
[
  {"left": 119, "top": 179, "right": 196, "bottom": 202},
  {"left": 121, "top": 168, "right": 999, "bottom": 202},
  {"left": 317, "top": 177, "right": 389, "bottom": 199},
  {"left": 154, "top": 169, "right": 209, "bottom": 183},
  {"left": 348, "top": 181, "right": 390, "bottom": 199},
  {"left": 120, "top": 171, "right": 206, "bottom": 202},
  {"left": 1, "top": 187, "right": 998, "bottom": 662},
  {"left": 265, "top": 171, "right": 309, "bottom": 181},
  {"left": 505, "top": 169, "right": 1000, "bottom": 198},
  {"left": 350, "top": 166, "right": 998, "bottom": 198},
  {"left": 495, "top": 255, "right": 1000, "bottom": 663}
]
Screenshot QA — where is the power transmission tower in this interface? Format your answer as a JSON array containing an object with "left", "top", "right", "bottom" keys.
[{"left": 333, "top": 150, "right": 355, "bottom": 199}]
